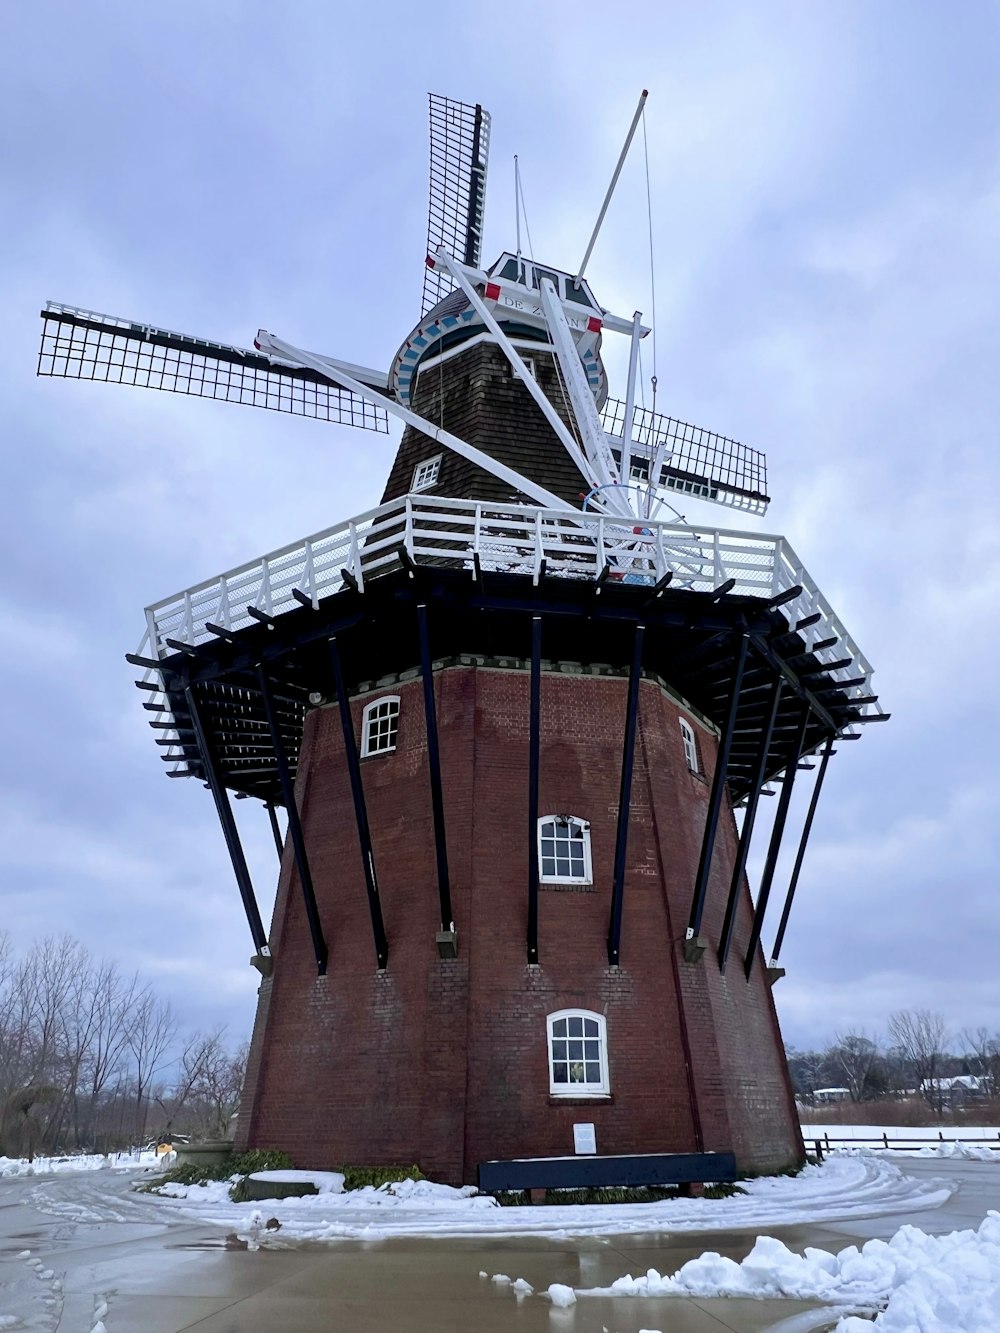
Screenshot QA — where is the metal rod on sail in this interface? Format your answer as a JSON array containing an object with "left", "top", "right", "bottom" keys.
[
  {"left": 619, "top": 310, "right": 643, "bottom": 486},
  {"left": 255, "top": 329, "right": 587, "bottom": 514},
  {"left": 576, "top": 90, "right": 648, "bottom": 282}
]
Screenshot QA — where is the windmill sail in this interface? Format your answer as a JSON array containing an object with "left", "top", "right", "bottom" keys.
[
  {"left": 422, "top": 95, "right": 491, "bottom": 315},
  {"left": 601, "top": 399, "right": 770, "bottom": 515},
  {"left": 38, "top": 304, "right": 389, "bottom": 433}
]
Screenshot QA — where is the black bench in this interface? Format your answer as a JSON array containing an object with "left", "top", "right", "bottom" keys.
[{"left": 478, "top": 1151, "right": 737, "bottom": 1199}]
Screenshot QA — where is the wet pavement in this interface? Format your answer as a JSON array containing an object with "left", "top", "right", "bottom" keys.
[{"left": 0, "top": 1158, "right": 995, "bottom": 1332}]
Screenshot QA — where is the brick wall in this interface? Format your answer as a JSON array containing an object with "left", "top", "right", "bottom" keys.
[{"left": 237, "top": 665, "right": 802, "bottom": 1183}]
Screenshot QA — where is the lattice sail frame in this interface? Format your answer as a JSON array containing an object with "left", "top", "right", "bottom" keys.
[
  {"left": 602, "top": 399, "right": 769, "bottom": 515},
  {"left": 38, "top": 304, "right": 389, "bottom": 432},
  {"left": 422, "top": 95, "right": 491, "bottom": 316}
]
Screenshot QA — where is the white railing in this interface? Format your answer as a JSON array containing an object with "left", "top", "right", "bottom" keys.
[{"left": 136, "top": 495, "right": 884, "bottom": 767}]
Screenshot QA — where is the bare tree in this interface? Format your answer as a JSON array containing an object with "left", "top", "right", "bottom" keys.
[
  {"left": 960, "top": 1026, "right": 1000, "bottom": 1097},
  {"left": 126, "top": 995, "right": 178, "bottom": 1142},
  {"left": 189, "top": 1038, "right": 248, "bottom": 1140},
  {"left": 888, "top": 1009, "right": 950, "bottom": 1116},
  {"left": 831, "top": 1031, "right": 881, "bottom": 1102}
]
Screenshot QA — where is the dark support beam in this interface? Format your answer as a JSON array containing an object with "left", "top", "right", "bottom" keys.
[
  {"left": 184, "top": 687, "right": 268, "bottom": 956},
  {"left": 743, "top": 707, "right": 811, "bottom": 978},
  {"left": 607, "top": 623, "right": 645, "bottom": 967},
  {"left": 527, "top": 615, "right": 542, "bottom": 965},
  {"left": 770, "top": 737, "right": 835, "bottom": 964},
  {"left": 265, "top": 802, "right": 284, "bottom": 860},
  {"left": 329, "top": 637, "right": 388, "bottom": 969},
  {"left": 718, "top": 677, "right": 784, "bottom": 973},
  {"left": 256, "top": 666, "right": 328, "bottom": 975},
  {"left": 765, "top": 584, "right": 803, "bottom": 609},
  {"left": 686, "top": 631, "right": 750, "bottom": 956},
  {"left": 416, "top": 604, "right": 454, "bottom": 934}
]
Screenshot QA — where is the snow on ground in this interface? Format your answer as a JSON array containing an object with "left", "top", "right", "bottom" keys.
[
  {"left": 148, "top": 1154, "right": 954, "bottom": 1242},
  {"left": 0, "top": 1150, "right": 162, "bottom": 1177},
  {"left": 527, "top": 1211, "right": 1000, "bottom": 1333}
]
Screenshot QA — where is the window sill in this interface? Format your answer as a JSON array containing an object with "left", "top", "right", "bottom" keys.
[{"left": 548, "top": 1094, "right": 613, "bottom": 1106}]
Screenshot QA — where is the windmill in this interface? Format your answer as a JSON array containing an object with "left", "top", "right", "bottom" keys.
[
  {"left": 38, "top": 94, "right": 885, "bottom": 1185},
  {"left": 39, "top": 94, "right": 768, "bottom": 534}
]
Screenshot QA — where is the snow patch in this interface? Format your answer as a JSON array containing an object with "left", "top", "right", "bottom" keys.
[
  {"left": 249, "top": 1169, "right": 345, "bottom": 1193},
  {"left": 547, "top": 1283, "right": 577, "bottom": 1307},
  {"left": 138, "top": 1154, "right": 955, "bottom": 1242},
  {"left": 562, "top": 1211, "right": 1000, "bottom": 1333}
]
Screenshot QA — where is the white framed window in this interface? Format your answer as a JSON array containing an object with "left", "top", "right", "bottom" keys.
[
  {"left": 537, "top": 815, "right": 592, "bottom": 884},
  {"left": 411, "top": 455, "right": 442, "bottom": 492},
  {"left": 679, "top": 718, "right": 699, "bottom": 773},
  {"left": 361, "top": 695, "right": 400, "bottom": 757},
  {"left": 547, "top": 1010, "right": 609, "bottom": 1096}
]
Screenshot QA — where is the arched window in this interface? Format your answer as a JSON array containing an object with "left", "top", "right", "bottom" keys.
[
  {"left": 679, "top": 717, "right": 699, "bottom": 773},
  {"left": 361, "top": 695, "right": 400, "bottom": 757},
  {"left": 547, "top": 1010, "right": 609, "bottom": 1096},
  {"left": 537, "top": 815, "right": 592, "bottom": 884}
]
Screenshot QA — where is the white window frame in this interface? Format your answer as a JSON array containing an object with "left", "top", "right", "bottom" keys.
[
  {"left": 537, "top": 814, "right": 592, "bottom": 885},
  {"left": 547, "top": 1009, "right": 610, "bottom": 1097},
  {"left": 411, "top": 454, "right": 442, "bottom": 493},
  {"left": 679, "top": 717, "right": 699, "bottom": 773},
  {"left": 360, "top": 695, "right": 400, "bottom": 758}
]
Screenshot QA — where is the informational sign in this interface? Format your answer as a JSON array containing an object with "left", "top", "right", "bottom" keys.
[{"left": 573, "top": 1122, "right": 597, "bottom": 1155}]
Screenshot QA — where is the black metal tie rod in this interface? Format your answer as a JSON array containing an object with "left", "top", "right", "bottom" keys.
[
  {"left": 527, "top": 615, "right": 542, "bottom": 964},
  {"left": 256, "top": 666, "right": 328, "bottom": 975},
  {"left": 686, "top": 631, "right": 749, "bottom": 953},
  {"left": 416, "top": 604, "right": 454, "bottom": 934},
  {"left": 607, "top": 623, "right": 645, "bottom": 966},
  {"left": 718, "top": 677, "right": 784, "bottom": 973},
  {"left": 743, "top": 707, "right": 811, "bottom": 978},
  {"left": 184, "top": 687, "right": 268, "bottom": 957},
  {"left": 769, "top": 736, "right": 835, "bottom": 964},
  {"left": 329, "top": 637, "right": 388, "bottom": 970}
]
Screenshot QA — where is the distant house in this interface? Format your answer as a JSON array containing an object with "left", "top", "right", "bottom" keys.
[
  {"left": 813, "top": 1087, "right": 852, "bottom": 1104},
  {"left": 920, "top": 1075, "right": 987, "bottom": 1104}
]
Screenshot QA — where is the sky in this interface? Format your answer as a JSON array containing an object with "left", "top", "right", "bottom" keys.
[{"left": 2, "top": 0, "right": 999, "bottom": 1056}]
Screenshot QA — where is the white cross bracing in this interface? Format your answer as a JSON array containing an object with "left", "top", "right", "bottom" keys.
[{"left": 256, "top": 246, "right": 652, "bottom": 522}]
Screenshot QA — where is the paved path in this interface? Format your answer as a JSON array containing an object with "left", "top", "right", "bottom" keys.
[{"left": 0, "top": 1158, "right": 995, "bottom": 1332}]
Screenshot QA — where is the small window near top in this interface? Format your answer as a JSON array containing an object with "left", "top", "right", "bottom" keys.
[
  {"left": 547, "top": 1009, "right": 609, "bottom": 1096},
  {"left": 538, "top": 815, "right": 592, "bottom": 884},
  {"left": 679, "top": 718, "right": 699, "bottom": 773},
  {"left": 411, "top": 455, "right": 441, "bottom": 492},
  {"left": 629, "top": 457, "right": 650, "bottom": 482},
  {"left": 361, "top": 696, "right": 400, "bottom": 757}
]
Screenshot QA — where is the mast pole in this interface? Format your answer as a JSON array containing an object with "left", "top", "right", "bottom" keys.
[
  {"left": 576, "top": 90, "right": 648, "bottom": 282},
  {"left": 514, "top": 155, "right": 522, "bottom": 264}
]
